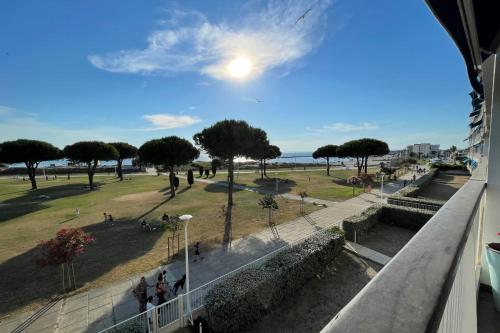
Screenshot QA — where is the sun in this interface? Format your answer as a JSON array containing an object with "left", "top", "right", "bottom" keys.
[{"left": 227, "top": 56, "right": 252, "bottom": 78}]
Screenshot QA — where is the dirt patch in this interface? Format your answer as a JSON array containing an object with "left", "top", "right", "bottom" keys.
[
  {"left": 416, "top": 171, "right": 469, "bottom": 201},
  {"left": 244, "top": 251, "right": 381, "bottom": 333},
  {"left": 112, "top": 191, "right": 161, "bottom": 202},
  {"left": 360, "top": 223, "right": 417, "bottom": 257}
]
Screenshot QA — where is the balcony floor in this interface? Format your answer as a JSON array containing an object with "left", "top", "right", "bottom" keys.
[{"left": 477, "top": 286, "right": 500, "bottom": 333}]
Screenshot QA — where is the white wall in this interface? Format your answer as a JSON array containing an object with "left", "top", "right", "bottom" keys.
[{"left": 481, "top": 53, "right": 500, "bottom": 286}]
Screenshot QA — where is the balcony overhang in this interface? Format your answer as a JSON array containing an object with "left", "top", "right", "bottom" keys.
[{"left": 425, "top": 0, "right": 500, "bottom": 94}]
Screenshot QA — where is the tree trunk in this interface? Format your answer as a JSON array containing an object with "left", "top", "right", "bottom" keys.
[
  {"left": 223, "top": 158, "right": 234, "bottom": 250},
  {"left": 356, "top": 157, "right": 363, "bottom": 176},
  {"left": 169, "top": 168, "right": 176, "bottom": 198},
  {"left": 364, "top": 156, "right": 368, "bottom": 174},
  {"left": 88, "top": 161, "right": 97, "bottom": 190},
  {"left": 260, "top": 159, "right": 264, "bottom": 180},
  {"left": 326, "top": 157, "right": 330, "bottom": 176},
  {"left": 117, "top": 159, "right": 123, "bottom": 181},
  {"left": 263, "top": 159, "right": 268, "bottom": 177},
  {"left": 25, "top": 162, "right": 38, "bottom": 190}
]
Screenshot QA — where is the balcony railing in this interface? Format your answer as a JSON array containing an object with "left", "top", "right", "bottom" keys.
[{"left": 320, "top": 178, "right": 486, "bottom": 333}]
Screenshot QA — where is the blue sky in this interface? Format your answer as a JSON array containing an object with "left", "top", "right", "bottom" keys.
[{"left": 0, "top": 0, "right": 471, "bottom": 152}]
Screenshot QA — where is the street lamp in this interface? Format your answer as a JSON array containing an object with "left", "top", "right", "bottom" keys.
[
  {"left": 380, "top": 172, "right": 386, "bottom": 202},
  {"left": 179, "top": 214, "right": 193, "bottom": 325}
]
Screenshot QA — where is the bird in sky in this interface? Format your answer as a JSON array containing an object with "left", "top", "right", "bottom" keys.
[{"left": 295, "top": 8, "right": 312, "bottom": 25}]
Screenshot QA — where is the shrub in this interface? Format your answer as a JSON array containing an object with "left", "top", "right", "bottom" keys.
[
  {"left": 430, "top": 163, "right": 468, "bottom": 172},
  {"left": 198, "top": 166, "right": 204, "bottom": 176},
  {"left": 342, "top": 204, "right": 434, "bottom": 242},
  {"left": 204, "top": 169, "right": 210, "bottom": 177},
  {"left": 187, "top": 169, "right": 194, "bottom": 187},
  {"left": 204, "top": 230, "right": 344, "bottom": 332},
  {"left": 174, "top": 176, "right": 180, "bottom": 189}
]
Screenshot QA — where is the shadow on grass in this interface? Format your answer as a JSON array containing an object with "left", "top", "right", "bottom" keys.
[
  {"left": 0, "top": 182, "right": 103, "bottom": 223},
  {"left": 0, "top": 217, "right": 166, "bottom": 317},
  {"left": 203, "top": 182, "right": 245, "bottom": 193}
]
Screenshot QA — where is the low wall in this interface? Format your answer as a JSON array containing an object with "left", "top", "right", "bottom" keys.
[
  {"left": 342, "top": 204, "right": 435, "bottom": 242},
  {"left": 0, "top": 167, "right": 142, "bottom": 176},
  {"left": 387, "top": 169, "right": 446, "bottom": 211}
]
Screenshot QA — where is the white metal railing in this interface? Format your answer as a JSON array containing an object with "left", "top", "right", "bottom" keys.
[
  {"left": 98, "top": 310, "right": 149, "bottom": 333},
  {"left": 98, "top": 225, "right": 337, "bottom": 333}
]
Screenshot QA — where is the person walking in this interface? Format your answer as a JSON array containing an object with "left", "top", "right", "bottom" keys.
[
  {"left": 194, "top": 242, "right": 201, "bottom": 262},
  {"left": 156, "top": 274, "right": 167, "bottom": 307},
  {"left": 133, "top": 277, "right": 150, "bottom": 312},
  {"left": 146, "top": 296, "right": 155, "bottom": 332},
  {"left": 413, "top": 174, "right": 416, "bottom": 182}
]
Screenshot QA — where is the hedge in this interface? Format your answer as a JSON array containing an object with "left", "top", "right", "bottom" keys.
[
  {"left": 204, "top": 228, "right": 345, "bottom": 332},
  {"left": 342, "top": 204, "right": 434, "bottom": 242}
]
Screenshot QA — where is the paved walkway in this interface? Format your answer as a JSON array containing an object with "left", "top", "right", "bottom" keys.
[{"left": 2, "top": 170, "right": 425, "bottom": 333}]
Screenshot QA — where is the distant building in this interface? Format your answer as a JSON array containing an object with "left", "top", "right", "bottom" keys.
[{"left": 405, "top": 143, "right": 440, "bottom": 158}]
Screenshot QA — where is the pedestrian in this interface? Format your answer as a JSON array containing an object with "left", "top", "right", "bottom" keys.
[
  {"left": 103, "top": 212, "right": 108, "bottom": 223},
  {"left": 133, "top": 277, "right": 150, "bottom": 312},
  {"left": 172, "top": 274, "right": 186, "bottom": 295},
  {"left": 146, "top": 296, "right": 155, "bottom": 332},
  {"left": 413, "top": 174, "right": 416, "bottom": 182},
  {"left": 156, "top": 273, "right": 167, "bottom": 306},
  {"left": 403, "top": 180, "right": 407, "bottom": 187},
  {"left": 194, "top": 242, "right": 201, "bottom": 262}
]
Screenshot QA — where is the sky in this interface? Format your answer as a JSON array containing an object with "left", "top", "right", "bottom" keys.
[{"left": 0, "top": 0, "right": 472, "bottom": 153}]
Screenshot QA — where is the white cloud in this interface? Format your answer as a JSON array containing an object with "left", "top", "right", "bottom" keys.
[
  {"left": 188, "top": 106, "right": 197, "bottom": 110},
  {"left": 0, "top": 105, "right": 14, "bottom": 116},
  {"left": 196, "top": 81, "right": 213, "bottom": 86},
  {"left": 308, "top": 122, "right": 379, "bottom": 133},
  {"left": 88, "top": 0, "right": 332, "bottom": 81},
  {"left": 142, "top": 113, "right": 201, "bottom": 130}
]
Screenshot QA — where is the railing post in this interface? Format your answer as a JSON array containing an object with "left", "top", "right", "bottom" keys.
[
  {"left": 178, "top": 293, "right": 184, "bottom": 327},
  {"left": 152, "top": 306, "right": 159, "bottom": 333}
]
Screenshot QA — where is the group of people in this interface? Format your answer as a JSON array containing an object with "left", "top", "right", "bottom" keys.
[{"left": 132, "top": 272, "right": 187, "bottom": 313}]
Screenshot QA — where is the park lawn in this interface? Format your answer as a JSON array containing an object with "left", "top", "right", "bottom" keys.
[
  {"left": 208, "top": 168, "right": 379, "bottom": 201},
  {"left": 0, "top": 175, "right": 319, "bottom": 317}
]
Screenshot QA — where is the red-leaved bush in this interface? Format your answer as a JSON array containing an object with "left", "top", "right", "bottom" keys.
[{"left": 37, "top": 228, "right": 94, "bottom": 267}]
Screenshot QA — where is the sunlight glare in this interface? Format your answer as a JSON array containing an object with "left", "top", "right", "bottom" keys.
[{"left": 227, "top": 56, "right": 252, "bottom": 78}]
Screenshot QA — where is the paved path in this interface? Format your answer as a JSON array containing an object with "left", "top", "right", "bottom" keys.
[{"left": 2, "top": 170, "right": 425, "bottom": 333}]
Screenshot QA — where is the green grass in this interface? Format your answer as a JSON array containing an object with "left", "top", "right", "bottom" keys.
[
  {"left": 208, "top": 168, "right": 378, "bottom": 201},
  {"left": 0, "top": 174, "right": 319, "bottom": 317}
]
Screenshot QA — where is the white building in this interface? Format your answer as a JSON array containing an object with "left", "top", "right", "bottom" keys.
[{"left": 405, "top": 143, "right": 440, "bottom": 157}]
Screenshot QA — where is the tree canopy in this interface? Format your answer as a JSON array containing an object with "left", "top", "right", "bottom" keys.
[
  {"left": 138, "top": 136, "right": 199, "bottom": 197},
  {"left": 0, "top": 139, "right": 62, "bottom": 189},
  {"left": 193, "top": 120, "right": 261, "bottom": 160},
  {"left": 109, "top": 142, "right": 138, "bottom": 181},
  {"left": 312, "top": 145, "right": 338, "bottom": 176},
  {"left": 338, "top": 138, "right": 389, "bottom": 175},
  {"left": 63, "top": 141, "right": 119, "bottom": 189}
]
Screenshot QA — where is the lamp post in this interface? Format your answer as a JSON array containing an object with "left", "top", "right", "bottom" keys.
[
  {"left": 179, "top": 214, "right": 193, "bottom": 325},
  {"left": 380, "top": 172, "right": 386, "bottom": 202}
]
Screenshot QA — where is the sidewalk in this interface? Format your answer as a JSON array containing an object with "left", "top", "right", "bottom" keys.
[{"left": 2, "top": 171, "right": 422, "bottom": 333}]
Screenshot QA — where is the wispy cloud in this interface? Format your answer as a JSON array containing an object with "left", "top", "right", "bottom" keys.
[
  {"left": 307, "top": 122, "right": 379, "bottom": 133},
  {"left": 196, "top": 81, "right": 213, "bottom": 86},
  {"left": 0, "top": 105, "right": 14, "bottom": 116},
  {"left": 142, "top": 113, "right": 201, "bottom": 130},
  {"left": 188, "top": 106, "right": 197, "bottom": 110},
  {"left": 88, "top": 0, "right": 332, "bottom": 81}
]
